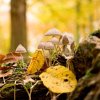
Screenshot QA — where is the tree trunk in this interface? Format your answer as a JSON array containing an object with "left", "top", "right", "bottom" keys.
[
  {"left": 76, "top": 0, "right": 81, "bottom": 43},
  {"left": 88, "top": 0, "right": 93, "bottom": 33},
  {"left": 10, "top": 0, "right": 27, "bottom": 51}
]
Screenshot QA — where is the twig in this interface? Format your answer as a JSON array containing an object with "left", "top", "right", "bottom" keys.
[
  {"left": 14, "top": 81, "right": 17, "bottom": 100},
  {"left": 3, "top": 77, "right": 6, "bottom": 84},
  {"left": 23, "top": 80, "right": 41, "bottom": 100}
]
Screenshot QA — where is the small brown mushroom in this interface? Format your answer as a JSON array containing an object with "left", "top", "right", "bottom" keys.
[
  {"left": 15, "top": 44, "right": 27, "bottom": 53},
  {"left": 61, "top": 32, "right": 74, "bottom": 53},
  {"left": 61, "top": 34, "right": 69, "bottom": 46},
  {"left": 62, "top": 32, "right": 74, "bottom": 44},
  {"left": 44, "top": 42, "right": 54, "bottom": 50},
  {"left": 45, "top": 28, "right": 61, "bottom": 37},
  {"left": 38, "top": 42, "right": 46, "bottom": 49},
  {"left": 49, "top": 37, "right": 59, "bottom": 45}
]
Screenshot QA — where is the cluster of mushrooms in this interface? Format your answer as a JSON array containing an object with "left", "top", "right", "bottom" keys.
[
  {"left": 0, "top": 28, "right": 75, "bottom": 78},
  {"left": 38, "top": 28, "right": 75, "bottom": 66},
  {"left": 0, "top": 44, "right": 27, "bottom": 78}
]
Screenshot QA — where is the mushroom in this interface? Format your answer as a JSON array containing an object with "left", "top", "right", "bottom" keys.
[
  {"left": 44, "top": 28, "right": 61, "bottom": 37},
  {"left": 44, "top": 42, "right": 55, "bottom": 66},
  {"left": 15, "top": 44, "right": 27, "bottom": 61},
  {"left": 38, "top": 41, "right": 54, "bottom": 65},
  {"left": 39, "top": 42, "right": 54, "bottom": 66},
  {"left": 62, "top": 32, "right": 74, "bottom": 45},
  {"left": 44, "top": 42, "right": 54, "bottom": 50},
  {"left": 15, "top": 44, "right": 27, "bottom": 53},
  {"left": 38, "top": 41, "right": 49, "bottom": 56},
  {"left": 61, "top": 34, "right": 69, "bottom": 46},
  {"left": 49, "top": 37, "right": 62, "bottom": 53},
  {"left": 38, "top": 42, "right": 50, "bottom": 58},
  {"left": 49, "top": 37, "right": 59, "bottom": 45},
  {"left": 38, "top": 42, "right": 46, "bottom": 49},
  {"left": 61, "top": 32, "right": 74, "bottom": 53},
  {"left": 61, "top": 34, "right": 69, "bottom": 53}
]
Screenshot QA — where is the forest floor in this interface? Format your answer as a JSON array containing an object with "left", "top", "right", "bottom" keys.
[{"left": 0, "top": 30, "right": 100, "bottom": 100}]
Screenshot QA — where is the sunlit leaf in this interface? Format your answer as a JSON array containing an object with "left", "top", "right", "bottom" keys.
[
  {"left": 39, "top": 65, "right": 77, "bottom": 93},
  {"left": 27, "top": 49, "right": 45, "bottom": 74}
]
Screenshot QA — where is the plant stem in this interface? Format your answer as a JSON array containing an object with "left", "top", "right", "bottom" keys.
[
  {"left": 14, "top": 81, "right": 16, "bottom": 100},
  {"left": 23, "top": 81, "right": 40, "bottom": 100}
]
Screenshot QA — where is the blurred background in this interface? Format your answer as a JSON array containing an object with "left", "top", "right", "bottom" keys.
[{"left": 0, "top": 0, "right": 100, "bottom": 54}]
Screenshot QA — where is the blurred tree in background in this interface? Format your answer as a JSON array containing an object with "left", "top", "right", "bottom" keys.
[
  {"left": 10, "top": 0, "right": 27, "bottom": 51},
  {"left": 0, "top": 0, "right": 100, "bottom": 53}
]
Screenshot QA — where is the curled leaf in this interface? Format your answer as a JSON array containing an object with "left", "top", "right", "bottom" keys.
[
  {"left": 39, "top": 65, "right": 77, "bottom": 93},
  {"left": 0, "top": 69, "right": 13, "bottom": 78},
  {"left": 2, "top": 52, "right": 23, "bottom": 64},
  {"left": 27, "top": 49, "right": 45, "bottom": 74}
]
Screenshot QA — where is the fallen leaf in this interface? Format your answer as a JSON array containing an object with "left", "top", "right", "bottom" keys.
[
  {"left": 2, "top": 52, "right": 23, "bottom": 64},
  {"left": 39, "top": 65, "right": 77, "bottom": 93},
  {"left": 0, "top": 66, "right": 12, "bottom": 70},
  {"left": 27, "top": 49, "right": 45, "bottom": 74},
  {"left": 0, "top": 69, "right": 13, "bottom": 78},
  {"left": 0, "top": 54, "right": 5, "bottom": 63}
]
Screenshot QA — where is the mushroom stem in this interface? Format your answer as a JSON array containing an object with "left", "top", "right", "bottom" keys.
[
  {"left": 42, "top": 49, "right": 49, "bottom": 67},
  {"left": 3, "top": 77, "right": 6, "bottom": 84},
  {"left": 48, "top": 49, "right": 53, "bottom": 66},
  {"left": 62, "top": 44, "right": 66, "bottom": 53},
  {"left": 49, "top": 92, "right": 57, "bottom": 100}
]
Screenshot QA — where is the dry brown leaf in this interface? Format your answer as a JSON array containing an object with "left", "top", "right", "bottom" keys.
[{"left": 0, "top": 70, "right": 13, "bottom": 78}]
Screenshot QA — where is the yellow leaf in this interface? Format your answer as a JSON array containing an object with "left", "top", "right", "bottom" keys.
[
  {"left": 39, "top": 65, "right": 77, "bottom": 93},
  {"left": 27, "top": 49, "right": 45, "bottom": 74}
]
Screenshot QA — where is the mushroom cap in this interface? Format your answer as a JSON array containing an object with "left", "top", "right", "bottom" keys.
[
  {"left": 45, "top": 28, "right": 61, "bottom": 36},
  {"left": 38, "top": 42, "right": 46, "bottom": 49},
  {"left": 44, "top": 42, "right": 54, "bottom": 50},
  {"left": 62, "top": 32, "right": 74, "bottom": 45},
  {"left": 15, "top": 44, "right": 27, "bottom": 53},
  {"left": 49, "top": 37, "right": 59, "bottom": 44},
  {"left": 61, "top": 34, "right": 69, "bottom": 45}
]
